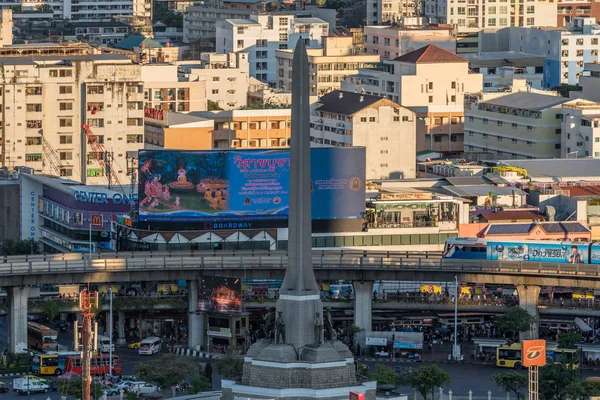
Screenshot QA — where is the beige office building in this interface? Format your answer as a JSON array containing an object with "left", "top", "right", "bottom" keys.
[
  {"left": 0, "top": 54, "right": 144, "bottom": 185},
  {"left": 275, "top": 36, "right": 379, "bottom": 100},
  {"left": 142, "top": 64, "right": 207, "bottom": 113},
  {"left": 464, "top": 92, "right": 569, "bottom": 160}
]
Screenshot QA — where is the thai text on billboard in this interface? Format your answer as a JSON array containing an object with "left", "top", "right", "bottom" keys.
[
  {"left": 487, "top": 241, "right": 589, "bottom": 263},
  {"left": 137, "top": 148, "right": 366, "bottom": 222}
]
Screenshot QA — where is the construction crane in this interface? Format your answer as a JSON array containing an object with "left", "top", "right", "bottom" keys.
[
  {"left": 41, "top": 137, "right": 64, "bottom": 176},
  {"left": 82, "top": 124, "right": 123, "bottom": 188}
]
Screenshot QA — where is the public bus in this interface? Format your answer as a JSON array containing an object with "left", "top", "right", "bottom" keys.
[
  {"left": 64, "top": 354, "right": 121, "bottom": 376},
  {"left": 31, "top": 351, "right": 80, "bottom": 375},
  {"left": 496, "top": 343, "right": 579, "bottom": 369},
  {"left": 27, "top": 322, "right": 59, "bottom": 351}
]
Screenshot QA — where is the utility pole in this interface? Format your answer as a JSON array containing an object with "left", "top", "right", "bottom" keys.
[{"left": 80, "top": 289, "right": 99, "bottom": 400}]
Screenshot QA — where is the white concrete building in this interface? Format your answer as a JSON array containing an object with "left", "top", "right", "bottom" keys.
[
  {"left": 275, "top": 36, "right": 380, "bottom": 100},
  {"left": 363, "top": 25, "right": 456, "bottom": 60},
  {"left": 423, "top": 0, "right": 556, "bottom": 34},
  {"left": 178, "top": 52, "right": 250, "bottom": 110},
  {"left": 462, "top": 51, "right": 546, "bottom": 91},
  {"left": 0, "top": 54, "right": 144, "bottom": 185},
  {"left": 561, "top": 100, "right": 600, "bottom": 158},
  {"left": 0, "top": 9, "right": 13, "bottom": 47},
  {"left": 142, "top": 64, "right": 207, "bottom": 113},
  {"left": 366, "top": 0, "right": 422, "bottom": 26},
  {"left": 310, "top": 90, "right": 417, "bottom": 180},
  {"left": 216, "top": 14, "right": 328, "bottom": 84},
  {"left": 508, "top": 18, "right": 600, "bottom": 88},
  {"left": 579, "top": 62, "right": 600, "bottom": 102}
]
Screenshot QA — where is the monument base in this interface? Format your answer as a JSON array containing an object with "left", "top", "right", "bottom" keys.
[
  {"left": 276, "top": 293, "right": 323, "bottom": 350},
  {"left": 223, "top": 341, "right": 376, "bottom": 400}
]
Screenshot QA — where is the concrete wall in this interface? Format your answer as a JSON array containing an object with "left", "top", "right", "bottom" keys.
[{"left": 0, "top": 182, "right": 20, "bottom": 242}]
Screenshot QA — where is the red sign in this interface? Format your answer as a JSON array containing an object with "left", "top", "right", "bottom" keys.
[
  {"left": 522, "top": 340, "right": 546, "bottom": 367},
  {"left": 144, "top": 106, "right": 164, "bottom": 121},
  {"left": 91, "top": 214, "right": 103, "bottom": 228},
  {"left": 350, "top": 392, "right": 365, "bottom": 400}
]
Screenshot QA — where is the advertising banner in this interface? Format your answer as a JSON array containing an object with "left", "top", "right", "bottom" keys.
[
  {"left": 366, "top": 337, "right": 387, "bottom": 346},
  {"left": 197, "top": 276, "right": 242, "bottom": 313},
  {"left": 420, "top": 285, "right": 442, "bottom": 294},
  {"left": 522, "top": 339, "right": 547, "bottom": 367},
  {"left": 137, "top": 148, "right": 365, "bottom": 223},
  {"left": 487, "top": 242, "right": 589, "bottom": 263},
  {"left": 158, "top": 283, "right": 179, "bottom": 294},
  {"left": 99, "top": 285, "right": 119, "bottom": 294}
]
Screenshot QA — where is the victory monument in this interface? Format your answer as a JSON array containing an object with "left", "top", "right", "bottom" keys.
[{"left": 221, "top": 40, "right": 376, "bottom": 400}]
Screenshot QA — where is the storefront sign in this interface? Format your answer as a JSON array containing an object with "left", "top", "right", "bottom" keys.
[
  {"left": 208, "top": 328, "right": 232, "bottom": 338},
  {"left": 73, "top": 190, "right": 138, "bottom": 205},
  {"left": 115, "top": 215, "right": 132, "bottom": 227},
  {"left": 522, "top": 340, "right": 546, "bottom": 367},
  {"left": 91, "top": 214, "right": 103, "bottom": 228},
  {"left": 366, "top": 337, "right": 387, "bottom": 346},
  {"left": 29, "top": 191, "right": 36, "bottom": 238},
  {"left": 380, "top": 192, "right": 433, "bottom": 201},
  {"left": 394, "top": 342, "right": 423, "bottom": 349}
]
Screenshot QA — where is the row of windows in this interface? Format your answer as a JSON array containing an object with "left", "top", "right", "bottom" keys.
[
  {"left": 307, "top": 233, "right": 457, "bottom": 248},
  {"left": 468, "top": 115, "right": 538, "bottom": 131},
  {"left": 466, "top": 130, "right": 558, "bottom": 148},
  {"left": 466, "top": 145, "right": 535, "bottom": 159}
]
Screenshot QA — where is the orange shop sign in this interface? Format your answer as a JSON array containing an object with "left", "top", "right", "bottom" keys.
[{"left": 522, "top": 339, "right": 546, "bottom": 367}]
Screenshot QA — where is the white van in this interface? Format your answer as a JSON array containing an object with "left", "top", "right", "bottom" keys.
[
  {"left": 13, "top": 378, "right": 49, "bottom": 394},
  {"left": 97, "top": 335, "right": 115, "bottom": 353},
  {"left": 138, "top": 337, "right": 161, "bottom": 355}
]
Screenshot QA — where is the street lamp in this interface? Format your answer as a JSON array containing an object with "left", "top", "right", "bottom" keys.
[
  {"left": 109, "top": 287, "right": 113, "bottom": 376},
  {"left": 453, "top": 275, "right": 459, "bottom": 360}
]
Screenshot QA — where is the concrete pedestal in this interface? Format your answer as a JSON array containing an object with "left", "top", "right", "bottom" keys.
[
  {"left": 188, "top": 280, "right": 204, "bottom": 351},
  {"left": 517, "top": 285, "right": 540, "bottom": 340},
  {"left": 276, "top": 293, "right": 323, "bottom": 350},
  {"left": 353, "top": 281, "right": 373, "bottom": 331},
  {"left": 7, "top": 286, "right": 29, "bottom": 354}
]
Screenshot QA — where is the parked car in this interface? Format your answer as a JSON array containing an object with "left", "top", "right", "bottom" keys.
[
  {"left": 117, "top": 381, "right": 145, "bottom": 392},
  {"left": 129, "top": 382, "right": 158, "bottom": 395},
  {"left": 0, "top": 381, "right": 9, "bottom": 393},
  {"left": 103, "top": 386, "right": 120, "bottom": 396},
  {"left": 13, "top": 378, "right": 50, "bottom": 394},
  {"left": 127, "top": 341, "right": 142, "bottom": 350},
  {"left": 138, "top": 337, "right": 161, "bottom": 355}
]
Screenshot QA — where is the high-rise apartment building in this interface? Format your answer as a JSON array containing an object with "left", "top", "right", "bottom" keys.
[
  {"left": 561, "top": 100, "right": 600, "bottom": 158},
  {"left": 0, "top": 55, "right": 144, "bottom": 185},
  {"left": 363, "top": 25, "right": 456, "bottom": 60},
  {"left": 216, "top": 14, "right": 328, "bottom": 84},
  {"left": 366, "top": 0, "right": 422, "bottom": 26},
  {"left": 142, "top": 64, "right": 207, "bottom": 113}
]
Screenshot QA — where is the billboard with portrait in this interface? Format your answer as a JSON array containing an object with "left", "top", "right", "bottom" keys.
[
  {"left": 137, "top": 148, "right": 365, "bottom": 223},
  {"left": 487, "top": 241, "right": 589, "bottom": 263},
  {"left": 197, "top": 276, "right": 242, "bottom": 313}
]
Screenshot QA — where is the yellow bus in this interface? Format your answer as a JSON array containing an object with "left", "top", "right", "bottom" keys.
[
  {"left": 496, "top": 343, "right": 579, "bottom": 369},
  {"left": 27, "top": 322, "right": 58, "bottom": 351},
  {"left": 31, "top": 351, "right": 79, "bottom": 376}
]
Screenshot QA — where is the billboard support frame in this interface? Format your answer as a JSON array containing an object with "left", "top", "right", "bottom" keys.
[{"left": 528, "top": 365, "right": 538, "bottom": 400}]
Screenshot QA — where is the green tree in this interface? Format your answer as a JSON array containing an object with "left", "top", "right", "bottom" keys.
[
  {"left": 339, "top": 0, "right": 366, "bottom": 28},
  {"left": 539, "top": 364, "right": 583, "bottom": 400},
  {"left": 57, "top": 377, "right": 104, "bottom": 400},
  {"left": 551, "top": 84, "right": 582, "bottom": 98},
  {"left": 495, "top": 307, "right": 535, "bottom": 340},
  {"left": 189, "top": 376, "right": 212, "bottom": 394},
  {"left": 407, "top": 365, "right": 451, "bottom": 400},
  {"left": 557, "top": 331, "right": 581, "bottom": 349},
  {"left": 135, "top": 354, "right": 198, "bottom": 395},
  {"left": 152, "top": 3, "right": 183, "bottom": 28},
  {"left": 39, "top": 300, "right": 59, "bottom": 322},
  {"left": 0, "top": 238, "right": 40, "bottom": 255},
  {"left": 35, "top": 4, "right": 52, "bottom": 12},
  {"left": 371, "top": 364, "right": 405, "bottom": 388},
  {"left": 213, "top": 356, "right": 243, "bottom": 379},
  {"left": 207, "top": 100, "right": 223, "bottom": 111},
  {"left": 493, "top": 372, "right": 527, "bottom": 400}
]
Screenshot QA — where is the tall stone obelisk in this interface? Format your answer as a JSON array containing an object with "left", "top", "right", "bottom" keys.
[{"left": 276, "top": 39, "right": 323, "bottom": 350}]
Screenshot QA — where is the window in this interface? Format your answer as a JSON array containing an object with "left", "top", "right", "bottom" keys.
[
  {"left": 393, "top": 116, "right": 399, "bottom": 121},
  {"left": 49, "top": 70, "right": 58, "bottom": 77},
  {"left": 59, "top": 168, "right": 72, "bottom": 177},
  {"left": 60, "top": 70, "right": 72, "bottom": 77},
  {"left": 59, "top": 118, "right": 73, "bottom": 127},
  {"left": 87, "top": 86, "right": 103, "bottom": 94},
  {"left": 381, "top": 150, "right": 388, "bottom": 154},
  {"left": 555, "top": 144, "right": 561, "bottom": 149},
  {"left": 59, "top": 86, "right": 72, "bottom": 94},
  {"left": 527, "top": 125, "right": 533, "bottom": 131},
  {"left": 212, "top": 89, "right": 219, "bottom": 94},
  {"left": 402, "top": 116, "right": 409, "bottom": 122},
  {"left": 428, "top": 82, "right": 433, "bottom": 90},
  {"left": 59, "top": 102, "right": 73, "bottom": 111},
  {"left": 25, "top": 153, "right": 42, "bottom": 162},
  {"left": 369, "top": 117, "right": 376, "bottom": 122},
  {"left": 212, "top": 77, "right": 220, "bottom": 82},
  {"left": 555, "top": 128, "right": 561, "bottom": 135},
  {"left": 488, "top": 18, "right": 496, "bottom": 27},
  {"left": 360, "top": 117, "right": 367, "bottom": 122},
  {"left": 451, "top": 82, "right": 456, "bottom": 89},
  {"left": 127, "top": 134, "right": 143, "bottom": 143},
  {"left": 279, "top": 33, "right": 288, "bottom": 41},
  {"left": 59, "top": 151, "right": 73, "bottom": 161},
  {"left": 26, "top": 137, "right": 42, "bottom": 145},
  {"left": 86, "top": 119, "right": 104, "bottom": 128},
  {"left": 59, "top": 135, "right": 72, "bottom": 144},
  {"left": 428, "top": 96, "right": 433, "bottom": 103},
  {"left": 526, "top": 5, "right": 534, "bottom": 13},
  {"left": 451, "top": 95, "right": 456, "bottom": 102},
  {"left": 237, "top": 40, "right": 244, "bottom": 48},
  {"left": 26, "top": 87, "right": 42, "bottom": 95},
  {"left": 26, "top": 120, "right": 42, "bottom": 129},
  {"left": 26, "top": 104, "right": 42, "bottom": 112},
  {"left": 497, "top": 121, "right": 503, "bottom": 126},
  {"left": 127, "top": 118, "right": 143, "bottom": 127},
  {"left": 483, "top": 118, "right": 489, "bottom": 124},
  {"left": 380, "top": 137, "right": 388, "bottom": 141},
  {"left": 469, "top": 116, "right": 474, "bottom": 122}
]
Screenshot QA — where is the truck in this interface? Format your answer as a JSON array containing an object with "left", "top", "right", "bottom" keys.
[{"left": 12, "top": 378, "right": 50, "bottom": 394}]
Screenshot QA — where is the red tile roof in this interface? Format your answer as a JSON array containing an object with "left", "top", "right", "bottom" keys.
[
  {"left": 392, "top": 44, "right": 468, "bottom": 64},
  {"left": 479, "top": 211, "right": 546, "bottom": 222},
  {"left": 557, "top": 185, "right": 600, "bottom": 197}
]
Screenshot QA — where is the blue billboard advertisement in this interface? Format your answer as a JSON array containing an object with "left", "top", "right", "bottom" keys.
[
  {"left": 138, "top": 148, "right": 365, "bottom": 222},
  {"left": 487, "top": 241, "right": 589, "bottom": 263}
]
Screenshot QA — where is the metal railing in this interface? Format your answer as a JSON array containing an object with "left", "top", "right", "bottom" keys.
[{"left": 0, "top": 250, "right": 599, "bottom": 279}]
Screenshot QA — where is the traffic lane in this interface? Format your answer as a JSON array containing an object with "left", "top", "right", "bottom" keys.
[{"left": 361, "top": 360, "right": 600, "bottom": 397}]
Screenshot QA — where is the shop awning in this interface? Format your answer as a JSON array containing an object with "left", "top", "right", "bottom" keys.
[{"left": 575, "top": 317, "right": 592, "bottom": 332}]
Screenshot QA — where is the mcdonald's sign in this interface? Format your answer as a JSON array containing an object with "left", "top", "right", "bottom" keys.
[{"left": 91, "top": 214, "right": 103, "bottom": 228}]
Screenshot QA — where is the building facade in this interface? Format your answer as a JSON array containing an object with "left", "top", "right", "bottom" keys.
[
  {"left": 363, "top": 26, "right": 456, "bottom": 60},
  {"left": 310, "top": 91, "right": 417, "bottom": 180},
  {"left": 578, "top": 62, "right": 600, "bottom": 102},
  {"left": 0, "top": 54, "right": 144, "bottom": 185},
  {"left": 144, "top": 112, "right": 215, "bottom": 150},
  {"left": 464, "top": 92, "right": 569, "bottom": 160},
  {"left": 424, "top": 0, "right": 557, "bottom": 34},
  {"left": 561, "top": 100, "right": 600, "bottom": 158},
  {"left": 275, "top": 36, "right": 380, "bottom": 100},
  {"left": 142, "top": 64, "right": 207, "bottom": 113},
  {"left": 508, "top": 19, "right": 600, "bottom": 88},
  {"left": 342, "top": 45, "right": 483, "bottom": 155},
  {"left": 179, "top": 52, "right": 249, "bottom": 110},
  {"left": 557, "top": 0, "right": 600, "bottom": 27},
  {"left": 190, "top": 109, "right": 291, "bottom": 149},
  {"left": 366, "top": 0, "right": 422, "bottom": 26},
  {"left": 216, "top": 14, "right": 328, "bottom": 84}
]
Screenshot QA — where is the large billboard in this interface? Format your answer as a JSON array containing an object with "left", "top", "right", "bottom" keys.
[
  {"left": 137, "top": 148, "right": 365, "bottom": 223},
  {"left": 197, "top": 276, "right": 242, "bottom": 313},
  {"left": 487, "top": 241, "right": 589, "bottom": 263}
]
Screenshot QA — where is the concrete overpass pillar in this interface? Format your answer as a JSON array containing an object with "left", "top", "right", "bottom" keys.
[
  {"left": 117, "top": 311, "right": 126, "bottom": 346},
  {"left": 353, "top": 281, "right": 374, "bottom": 331},
  {"left": 7, "top": 286, "right": 30, "bottom": 354},
  {"left": 188, "top": 280, "right": 205, "bottom": 351},
  {"left": 517, "top": 285, "right": 540, "bottom": 340}
]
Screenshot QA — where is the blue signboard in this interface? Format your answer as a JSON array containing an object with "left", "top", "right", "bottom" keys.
[
  {"left": 487, "top": 241, "right": 589, "bottom": 263},
  {"left": 138, "top": 148, "right": 366, "bottom": 223},
  {"left": 394, "top": 342, "right": 423, "bottom": 349}
]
